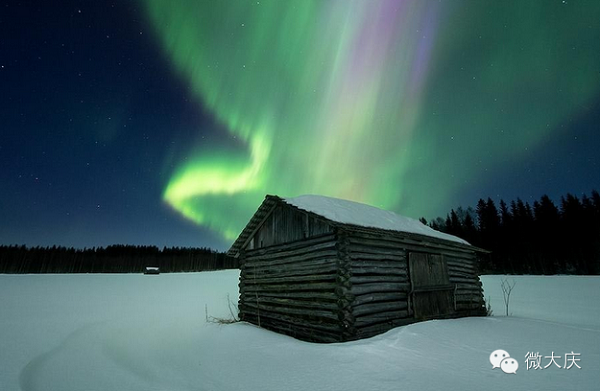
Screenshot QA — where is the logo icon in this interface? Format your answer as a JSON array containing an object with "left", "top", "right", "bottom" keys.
[{"left": 490, "top": 349, "right": 518, "bottom": 374}]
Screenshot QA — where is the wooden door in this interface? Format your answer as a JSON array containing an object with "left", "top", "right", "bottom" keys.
[{"left": 409, "top": 252, "right": 455, "bottom": 319}]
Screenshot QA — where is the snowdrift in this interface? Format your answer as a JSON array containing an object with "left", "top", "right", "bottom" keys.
[{"left": 1, "top": 272, "right": 598, "bottom": 391}]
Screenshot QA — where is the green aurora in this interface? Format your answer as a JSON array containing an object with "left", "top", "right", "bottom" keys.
[{"left": 142, "top": 0, "right": 600, "bottom": 241}]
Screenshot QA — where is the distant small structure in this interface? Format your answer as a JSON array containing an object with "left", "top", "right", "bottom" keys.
[
  {"left": 228, "top": 195, "right": 487, "bottom": 343},
  {"left": 144, "top": 266, "right": 160, "bottom": 275}
]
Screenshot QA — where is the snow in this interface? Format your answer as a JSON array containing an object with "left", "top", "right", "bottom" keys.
[
  {"left": 1, "top": 272, "right": 599, "bottom": 391},
  {"left": 284, "top": 194, "right": 469, "bottom": 245}
]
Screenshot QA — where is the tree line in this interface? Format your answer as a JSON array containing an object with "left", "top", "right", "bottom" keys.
[
  {"left": 0, "top": 244, "right": 238, "bottom": 274},
  {"left": 421, "top": 190, "right": 600, "bottom": 275}
]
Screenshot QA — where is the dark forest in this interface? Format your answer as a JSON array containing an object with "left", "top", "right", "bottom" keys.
[
  {"left": 423, "top": 190, "right": 600, "bottom": 275},
  {"left": 0, "top": 245, "right": 237, "bottom": 274}
]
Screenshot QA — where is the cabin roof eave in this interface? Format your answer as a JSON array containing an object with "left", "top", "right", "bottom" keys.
[{"left": 228, "top": 195, "right": 489, "bottom": 256}]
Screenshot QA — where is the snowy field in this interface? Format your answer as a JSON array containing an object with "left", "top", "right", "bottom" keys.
[{"left": 1, "top": 272, "right": 599, "bottom": 391}]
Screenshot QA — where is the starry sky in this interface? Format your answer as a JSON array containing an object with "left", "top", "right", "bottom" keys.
[{"left": 1, "top": 0, "right": 599, "bottom": 251}]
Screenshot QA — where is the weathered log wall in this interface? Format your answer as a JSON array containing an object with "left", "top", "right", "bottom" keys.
[
  {"left": 246, "top": 204, "right": 333, "bottom": 251},
  {"left": 446, "top": 254, "right": 486, "bottom": 316},
  {"left": 239, "top": 225, "right": 485, "bottom": 343},
  {"left": 345, "top": 230, "right": 485, "bottom": 338},
  {"left": 239, "top": 233, "right": 349, "bottom": 342},
  {"left": 342, "top": 231, "right": 411, "bottom": 339}
]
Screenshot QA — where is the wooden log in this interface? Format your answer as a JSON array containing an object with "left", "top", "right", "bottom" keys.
[
  {"left": 241, "top": 290, "right": 343, "bottom": 301},
  {"left": 352, "top": 272, "right": 408, "bottom": 282},
  {"left": 241, "top": 299, "right": 356, "bottom": 325},
  {"left": 355, "top": 249, "right": 412, "bottom": 260},
  {"left": 350, "top": 275, "right": 407, "bottom": 284},
  {"left": 447, "top": 268, "right": 478, "bottom": 279},
  {"left": 352, "top": 301, "right": 409, "bottom": 317},
  {"left": 246, "top": 231, "right": 335, "bottom": 253},
  {"left": 455, "top": 292, "right": 483, "bottom": 299},
  {"left": 456, "top": 283, "right": 482, "bottom": 290},
  {"left": 455, "top": 294, "right": 484, "bottom": 302},
  {"left": 347, "top": 231, "right": 477, "bottom": 256},
  {"left": 352, "top": 292, "right": 408, "bottom": 306},
  {"left": 350, "top": 282, "right": 410, "bottom": 296},
  {"left": 455, "top": 295, "right": 483, "bottom": 304},
  {"left": 245, "top": 234, "right": 336, "bottom": 259},
  {"left": 354, "top": 310, "right": 410, "bottom": 328},
  {"left": 242, "top": 273, "right": 337, "bottom": 285},
  {"left": 456, "top": 296, "right": 483, "bottom": 305},
  {"left": 448, "top": 275, "right": 481, "bottom": 284},
  {"left": 456, "top": 290, "right": 483, "bottom": 297},
  {"left": 346, "top": 235, "right": 414, "bottom": 251},
  {"left": 240, "top": 302, "right": 340, "bottom": 321},
  {"left": 350, "top": 265, "right": 407, "bottom": 275},
  {"left": 456, "top": 282, "right": 482, "bottom": 289},
  {"left": 242, "top": 281, "right": 337, "bottom": 293},
  {"left": 446, "top": 264, "right": 477, "bottom": 276},
  {"left": 350, "top": 229, "right": 475, "bottom": 256},
  {"left": 444, "top": 253, "right": 479, "bottom": 263},
  {"left": 446, "top": 259, "right": 477, "bottom": 271},
  {"left": 242, "top": 312, "right": 342, "bottom": 335},
  {"left": 456, "top": 293, "right": 484, "bottom": 303},
  {"left": 240, "top": 280, "right": 349, "bottom": 294},
  {"left": 454, "top": 285, "right": 483, "bottom": 293},
  {"left": 375, "top": 229, "right": 482, "bottom": 253},
  {"left": 454, "top": 282, "right": 483, "bottom": 291},
  {"left": 243, "top": 267, "right": 343, "bottom": 286},
  {"left": 350, "top": 259, "right": 407, "bottom": 274},
  {"left": 241, "top": 296, "right": 340, "bottom": 311},
  {"left": 346, "top": 243, "right": 406, "bottom": 257},
  {"left": 244, "top": 260, "right": 338, "bottom": 274},
  {"left": 244, "top": 262, "right": 339, "bottom": 279},
  {"left": 447, "top": 269, "right": 479, "bottom": 280},
  {"left": 243, "top": 265, "right": 341, "bottom": 282},
  {"left": 347, "top": 247, "right": 407, "bottom": 259},
  {"left": 348, "top": 253, "right": 407, "bottom": 263},
  {"left": 242, "top": 314, "right": 346, "bottom": 343},
  {"left": 246, "top": 249, "right": 338, "bottom": 268},
  {"left": 453, "top": 283, "right": 481, "bottom": 292}
]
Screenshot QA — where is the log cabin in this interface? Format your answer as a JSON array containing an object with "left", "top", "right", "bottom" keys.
[{"left": 228, "top": 194, "right": 487, "bottom": 343}]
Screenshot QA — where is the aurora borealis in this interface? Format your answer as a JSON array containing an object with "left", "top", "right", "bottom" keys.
[
  {"left": 148, "top": 0, "right": 442, "bottom": 240},
  {"left": 1, "top": 1, "right": 600, "bottom": 249},
  {"left": 145, "top": 0, "right": 600, "bottom": 241}
]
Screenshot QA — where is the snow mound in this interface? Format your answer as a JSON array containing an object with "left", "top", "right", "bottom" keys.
[{"left": 284, "top": 194, "right": 469, "bottom": 245}]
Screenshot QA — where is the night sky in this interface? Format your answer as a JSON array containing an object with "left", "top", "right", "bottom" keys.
[{"left": 1, "top": 1, "right": 599, "bottom": 251}]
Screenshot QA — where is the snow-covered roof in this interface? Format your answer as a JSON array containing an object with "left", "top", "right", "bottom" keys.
[
  {"left": 283, "top": 195, "right": 469, "bottom": 245},
  {"left": 228, "top": 194, "right": 472, "bottom": 256}
]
